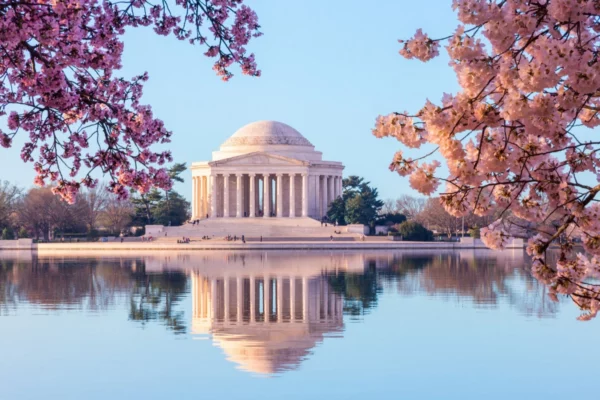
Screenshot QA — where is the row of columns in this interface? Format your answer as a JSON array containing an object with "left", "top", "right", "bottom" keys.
[
  {"left": 192, "top": 274, "right": 343, "bottom": 324},
  {"left": 192, "top": 173, "right": 343, "bottom": 219}
]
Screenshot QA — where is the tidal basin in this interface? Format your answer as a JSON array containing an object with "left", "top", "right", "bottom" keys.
[{"left": 0, "top": 250, "right": 597, "bottom": 400}]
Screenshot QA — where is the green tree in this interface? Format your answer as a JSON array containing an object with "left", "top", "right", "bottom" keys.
[
  {"left": 1, "top": 227, "right": 14, "bottom": 240},
  {"left": 153, "top": 191, "right": 190, "bottom": 226},
  {"left": 327, "top": 176, "right": 384, "bottom": 229},
  {"left": 327, "top": 198, "right": 346, "bottom": 225},
  {"left": 17, "top": 227, "right": 29, "bottom": 239},
  {"left": 396, "top": 221, "right": 433, "bottom": 241}
]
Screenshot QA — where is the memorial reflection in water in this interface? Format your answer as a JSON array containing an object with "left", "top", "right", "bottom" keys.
[
  {"left": 0, "top": 249, "right": 559, "bottom": 377},
  {"left": 191, "top": 273, "right": 343, "bottom": 374}
]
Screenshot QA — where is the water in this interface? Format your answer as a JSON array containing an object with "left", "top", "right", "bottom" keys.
[{"left": 0, "top": 250, "right": 596, "bottom": 399}]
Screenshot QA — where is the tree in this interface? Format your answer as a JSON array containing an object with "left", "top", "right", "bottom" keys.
[
  {"left": 99, "top": 196, "right": 134, "bottom": 235},
  {"left": 395, "top": 195, "right": 426, "bottom": 220},
  {"left": 373, "top": 1, "right": 600, "bottom": 319},
  {"left": 328, "top": 176, "right": 384, "bottom": 228},
  {"left": 16, "top": 187, "right": 83, "bottom": 240},
  {"left": 0, "top": 1, "right": 261, "bottom": 203},
  {"left": 78, "top": 184, "right": 109, "bottom": 233},
  {"left": 152, "top": 191, "right": 190, "bottom": 226},
  {"left": 395, "top": 221, "right": 433, "bottom": 242},
  {"left": 417, "top": 198, "right": 461, "bottom": 238},
  {"left": 327, "top": 198, "right": 346, "bottom": 226},
  {"left": 0, "top": 181, "right": 21, "bottom": 230}
]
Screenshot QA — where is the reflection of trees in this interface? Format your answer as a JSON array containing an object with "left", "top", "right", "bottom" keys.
[
  {"left": 0, "top": 258, "right": 189, "bottom": 333},
  {"left": 129, "top": 268, "right": 188, "bottom": 334},
  {"left": 328, "top": 264, "right": 380, "bottom": 316},
  {"left": 328, "top": 253, "right": 558, "bottom": 318}
]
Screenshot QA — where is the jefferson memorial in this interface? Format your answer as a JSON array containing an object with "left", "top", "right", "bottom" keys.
[{"left": 190, "top": 121, "right": 344, "bottom": 220}]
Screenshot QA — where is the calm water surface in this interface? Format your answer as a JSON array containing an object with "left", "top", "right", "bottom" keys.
[{"left": 0, "top": 250, "right": 597, "bottom": 399}]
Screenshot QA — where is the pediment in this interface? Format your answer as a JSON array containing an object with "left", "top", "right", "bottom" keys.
[{"left": 210, "top": 152, "right": 307, "bottom": 166}]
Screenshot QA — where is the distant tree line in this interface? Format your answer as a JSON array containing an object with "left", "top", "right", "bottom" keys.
[{"left": 0, "top": 164, "right": 190, "bottom": 241}]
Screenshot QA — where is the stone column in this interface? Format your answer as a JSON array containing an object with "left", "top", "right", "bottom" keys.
[
  {"left": 289, "top": 173, "right": 296, "bottom": 217},
  {"left": 338, "top": 175, "right": 343, "bottom": 198},
  {"left": 276, "top": 174, "right": 283, "bottom": 217},
  {"left": 302, "top": 174, "right": 308, "bottom": 217},
  {"left": 263, "top": 174, "right": 270, "bottom": 217},
  {"left": 223, "top": 174, "right": 230, "bottom": 218},
  {"left": 201, "top": 176, "right": 206, "bottom": 217},
  {"left": 198, "top": 176, "right": 204, "bottom": 217},
  {"left": 249, "top": 174, "right": 256, "bottom": 217},
  {"left": 321, "top": 176, "right": 327, "bottom": 219},
  {"left": 192, "top": 177, "right": 197, "bottom": 218},
  {"left": 328, "top": 175, "right": 334, "bottom": 207},
  {"left": 315, "top": 175, "right": 320, "bottom": 219},
  {"left": 196, "top": 177, "right": 202, "bottom": 217},
  {"left": 236, "top": 174, "right": 243, "bottom": 218},
  {"left": 333, "top": 176, "right": 339, "bottom": 199},
  {"left": 199, "top": 176, "right": 203, "bottom": 218},
  {"left": 210, "top": 174, "right": 217, "bottom": 218}
]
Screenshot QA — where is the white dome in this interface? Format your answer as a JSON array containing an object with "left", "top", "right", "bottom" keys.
[{"left": 221, "top": 121, "right": 313, "bottom": 148}]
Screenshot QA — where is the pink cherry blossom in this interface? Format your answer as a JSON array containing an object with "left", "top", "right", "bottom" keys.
[
  {"left": 374, "top": 0, "right": 600, "bottom": 319},
  {"left": 0, "top": 0, "right": 261, "bottom": 203}
]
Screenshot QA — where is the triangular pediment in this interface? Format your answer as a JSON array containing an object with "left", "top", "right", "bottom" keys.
[{"left": 210, "top": 152, "right": 307, "bottom": 166}]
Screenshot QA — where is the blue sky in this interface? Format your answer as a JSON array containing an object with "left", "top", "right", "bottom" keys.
[{"left": 0, "top": 0, "right": 462, "bottom": 201}]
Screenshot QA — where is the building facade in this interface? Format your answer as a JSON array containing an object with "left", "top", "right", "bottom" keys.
[{"left": 190, "top": 121, "right": 344, "bottom": 220}]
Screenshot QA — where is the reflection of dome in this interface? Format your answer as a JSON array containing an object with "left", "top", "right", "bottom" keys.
[
  {"left": 191, "top": 273, "right": 343, "bottom": 375},
  {"left": 213, "top": 328, "right": 321, "bottom": 375},
  {"left": 221, "top": 121, "right": 313, "bottom": 148}
]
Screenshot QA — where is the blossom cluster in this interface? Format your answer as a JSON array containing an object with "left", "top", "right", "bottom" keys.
[
  {"left": 373, "top": 0, "right": 600, "bottom": 319},
  {"left": 0, "top": 0, "right": 261, "bottom": 203}
]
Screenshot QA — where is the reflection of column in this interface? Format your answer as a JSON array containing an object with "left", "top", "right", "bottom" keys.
[
  {"left": 236, "top": 277, "right": 242, "bottom": 323},
  {"left": 264, "top": 277, "right": 270, "bottom": 322},
  {"left": 277, "top": 277, "right": 283, "bottom": 322},
  {"left": 302, "top": 174, "right": 308, "bottom": 217},
  {"left": 250, "top": 276, "right": 255, "bottom": 323},
  {"left": 289, "top": 174, "right": 296, "bottom": 217},
  {"left": 302, "top": 277, "right": 308, "bottom": 322},
  {"left": 276, "top": 174, "right": 283, "bottom": 217},
  {"left": 224, "top": 277, "right": 230, "bottom": 323},
  {"left": 223, "top": 174, "right": 230, "bottom": 218},
  {"left": 263, "top": 174, "right": 270, "bottom": 217},
  {"left": 290, "top": 277, "right": 296, "bottom": 321},
  {"left": 249, "top": 174, "right": 256, "bottom": 217},
  {"left": 210, "top": 174, "right": 216, "bottom": 218},
  {"left": 323, "top": 282, "right": 329, "bottom": 319},
  {"left": 210, "top": 278, "right": 217, "bottom": 320},
  {"left": 236, "top": 174, "right": 243, "bottom": 218}
]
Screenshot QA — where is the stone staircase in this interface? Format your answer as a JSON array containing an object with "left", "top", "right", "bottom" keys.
[{"left": 157, "top": 218, "right": 358, "bottom": 240}]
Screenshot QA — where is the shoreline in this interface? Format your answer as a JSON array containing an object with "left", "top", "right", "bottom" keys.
[{"left": 0, "top": 240, "right": 526, "bottom": 252}]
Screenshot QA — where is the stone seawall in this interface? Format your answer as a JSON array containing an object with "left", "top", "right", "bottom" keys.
[{"left": 0, "top": 238, "right": 525, "bottom": 253}]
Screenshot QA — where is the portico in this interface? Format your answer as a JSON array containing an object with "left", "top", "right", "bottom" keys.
[{"left": 191, "top": 121, "right": 344, "bottom": 220}]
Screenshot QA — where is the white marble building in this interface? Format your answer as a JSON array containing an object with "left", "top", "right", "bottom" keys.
[{"left": 190, "top": 121, "right": 344, "bottom": 220}]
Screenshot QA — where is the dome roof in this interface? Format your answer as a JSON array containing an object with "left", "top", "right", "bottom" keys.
[{"left": 221, "top": 121, "right": 313, "bottom": 148}]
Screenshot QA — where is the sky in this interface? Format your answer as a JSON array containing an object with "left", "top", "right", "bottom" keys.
[{"left": 0, "top": 0, "right": 463, "bottom": 201}]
